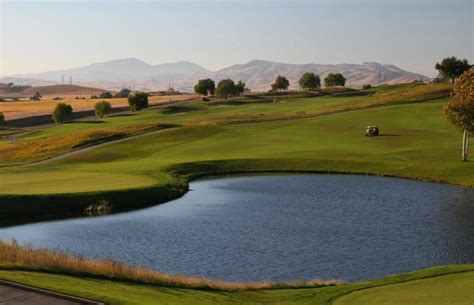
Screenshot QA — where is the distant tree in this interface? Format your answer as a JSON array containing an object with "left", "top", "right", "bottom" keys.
[
  {"left": 324, "top": 73, "right": 346, "bottom": 87},
  {"left": 235, "top": 80, "right": 246, "bottom": 96},
  {"left": 362, "top": 84, "right": 372, "bottom": 90},
  {"left": 0, "top": 112, "right": 4, "bottom": 126},
  {"left": 194, "top": 79, "right": 216, "bottom": 96},
  {"left": 271, "top": 75, "right": 290, "bottom": 91},
  {"left": 128, "top": 92, "right": 149, "bottom": 111},
  {"left": 435, "top": 57, "right": 471, "bottom": 84},
  {"left": 115, "top": 88, "right": 131, "bottom": 98},
  {"left": 94, "top": 101, "right": 112, "bottom": 118},
  {"left": 444, "top": 69, "right": 474, "bottom": 161},
  {"left": 98, "top": 91, "right": 113, "bottom": 99},
  {"left": 30, "top": 92, "right": 42, "bottom": 101},
  {"left": 52, "top": 103, "right": 73, "bottom": 123},
  {"left": 299, "top": 72, "right": 321, "bottom": 91},
  {"left": 215, "top": 79, "right": 237, "bottom": 99}
]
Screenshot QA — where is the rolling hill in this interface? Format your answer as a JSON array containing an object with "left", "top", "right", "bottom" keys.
[{"left": 3, "top": 58, "right": 430, "bottom": 92}]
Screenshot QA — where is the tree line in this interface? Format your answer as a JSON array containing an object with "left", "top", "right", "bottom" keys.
[{"left": 194, "top": 72, "right": 347, "bottom": 97}]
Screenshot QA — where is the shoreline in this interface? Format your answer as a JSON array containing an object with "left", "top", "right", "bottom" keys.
[{"left": 0, "top": 161, "right": 472, "bottom": 228}]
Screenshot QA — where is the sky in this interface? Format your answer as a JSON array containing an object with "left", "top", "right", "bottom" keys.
[{"left": 0, "top": 0, "right": 472, "bottom": 77}]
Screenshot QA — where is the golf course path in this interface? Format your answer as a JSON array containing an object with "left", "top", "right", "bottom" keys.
[{"left": 0, "top": 280, "right": 104, "bottom": 305}]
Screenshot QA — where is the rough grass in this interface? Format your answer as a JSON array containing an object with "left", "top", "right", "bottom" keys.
[
  {"left": 0, "top": 240, "right": 342, "bottom": 291},
  {"left": 0, "top": 123, "right": 176, "bottom": 164}
]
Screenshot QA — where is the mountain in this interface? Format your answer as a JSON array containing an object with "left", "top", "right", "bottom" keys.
[{"left": 4, "top": 58, "right": 430, "bottom": 92}]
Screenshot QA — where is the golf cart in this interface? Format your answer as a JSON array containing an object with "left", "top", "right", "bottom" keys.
[{"left": 366, "top": 126, "right": 379, "bottom": 137}]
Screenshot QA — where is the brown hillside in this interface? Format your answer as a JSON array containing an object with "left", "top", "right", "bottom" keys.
[{"left": 0, "top": 84, "right": 109, "bottom": 98}]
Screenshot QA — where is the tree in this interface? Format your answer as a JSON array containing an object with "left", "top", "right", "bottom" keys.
[
  {"left": 271, "top": 75, "right": 289, "bottom": 91},
  {"left": 128, "top": 92, "right": 149, "bottom": 111},
  {"left": 435, "top": 57, "right": 471, "bottom": 84},
  {"left": 324, "top": 73, "right": 346, "bottom": 87},
  {"left": 52, "top": 103, "right": 73, "bottom": 123},
  {"left": 115, "top": 88, "right": 131, "bottom": 98},
  {"left": 444, "top": 69, "right": 474, "bottom": 161},
  {"left": 30, "top": 92, "right": 42, "bottom": 101},
  {"left": 235, "top": 80, "right": 246, "bottom": 96},
  {"left": 299, "top": 72, "right": 321, "bottom": 91},
  {"left": 215, "top": 79, "right": 237, "bottom": 99},
  {"left": 194, "top": 79, "right": 216, "bottom": 96},
  {"left": 94, "top": 101, "right": 112, "bottom": 118},
  {"left": 0, "top": 112, "right": 4, "bottom": 126},
  {"left": 99, "top": 91, "right": 113, "bottom": 99}
]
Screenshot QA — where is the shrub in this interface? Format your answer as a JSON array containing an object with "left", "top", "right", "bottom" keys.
[
  {"left": 98, "top": 92, "right": 113, "bottom": 99},
  {"left": 128, "top": 92, "right": 149, "bottom": 111},
  {"left": 52, "top": 103, "right": 73, "bottom": 123},
  {"left": 115, "top": 88, "right": 131, "bottom": 98},
  {"left": 94, "top": 101, "right": 112, "bottom": 118},
  {"left": 0, "top": 112, "right": 4, "bottom": 126},
  {"left": 30, "top": 92, "right": 42, "bottom": 101},
  {"left": 362, "top": 84, "right": 372, "bottom": 90}
]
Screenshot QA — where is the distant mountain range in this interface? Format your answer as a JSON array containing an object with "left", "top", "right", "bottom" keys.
[{"left": 2, "top": 58, "right": 430, "bottom": 92}]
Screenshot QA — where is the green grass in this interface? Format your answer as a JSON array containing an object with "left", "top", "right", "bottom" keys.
[
  {"left": 0, "top": 265, "right": 472, "bottom": 304},
  {"left": 334, "top": 271, "right": 474, "bottom": 305},
  {"left": 0, "top": 82, "right": 470, "bottom": 220},
  {"left": 1, "top": 98, "right": 472, "bottom": 194},
  {"left": 0, "top": 82, "right": 472, "bottom": 303}
]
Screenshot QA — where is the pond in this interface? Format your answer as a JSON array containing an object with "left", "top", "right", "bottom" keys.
[{"left": 1, "top": 174, "right": 473, "bottom": 282}]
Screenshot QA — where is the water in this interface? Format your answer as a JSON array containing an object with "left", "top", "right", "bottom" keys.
[{"left": 1, "top": 175, "right": 473, "bottom": 282}]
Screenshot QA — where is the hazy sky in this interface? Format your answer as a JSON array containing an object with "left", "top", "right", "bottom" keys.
[{"left": 1, "top": 0, "right": 472, "bottom": 77}]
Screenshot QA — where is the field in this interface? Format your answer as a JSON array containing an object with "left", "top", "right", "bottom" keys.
[
  {"left": 0, "top": 82, "right": 472, "bottom": 303},
  {"left": 0, "top": 93, "right": 196, "bottom": 120}
]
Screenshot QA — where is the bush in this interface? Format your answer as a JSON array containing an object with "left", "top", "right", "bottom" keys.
[
  {"left": 128, "top": 92, "right": 149, "bottom": 111},
  {"left": 99, "top": 92, "right": 113, "bottom": 99},
  {"left": 362, "top": 84, "right": 372, "bottom": 90},
  {"left": 52, "top": 103, "right": 73, "bottom": 123},
  {"left": 115, "top": 88, "right": 131, "bottom": 98},
  {"left": 94, "top": 101, "right": 112, "bottom": 118},
  {"left": 30, "top": 92, "right": 42, "bottom": 101},
  {"left": 0, "top": 112, "right": 4, "bottom": 126}
]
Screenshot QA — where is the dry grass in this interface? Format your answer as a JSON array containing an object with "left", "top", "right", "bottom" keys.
[
  {"left": 0, "top": 95, "right": 197, "bottom": 120},
  {"left": 0, "top": 240, "right": 343, "bottom": 291},
  {"left": 0, "top": 123, "right": 174, "bottom": 164}
]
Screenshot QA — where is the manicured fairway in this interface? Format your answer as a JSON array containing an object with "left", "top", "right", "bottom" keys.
[{"left": 1, "top": 98, "right": 473, "bottom": 195}]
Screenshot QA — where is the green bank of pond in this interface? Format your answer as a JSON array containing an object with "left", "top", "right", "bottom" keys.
[{"left": 0, "top": 265, "right": 473, "bottom": 305}]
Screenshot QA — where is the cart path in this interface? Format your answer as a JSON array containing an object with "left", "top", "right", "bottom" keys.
[{"left": 0, "top": 280, "right": 104, "bottom": 305}]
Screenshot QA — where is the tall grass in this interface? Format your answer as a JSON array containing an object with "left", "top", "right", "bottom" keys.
[{"left": 0, "top": 240, "right": 343, "bottom": 291}]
